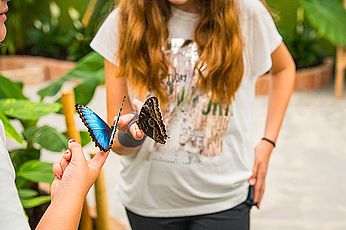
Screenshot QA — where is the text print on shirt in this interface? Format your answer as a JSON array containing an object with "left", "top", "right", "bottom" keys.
[{"left": 151, "top": 38, "right": 234, "bottom": 163}]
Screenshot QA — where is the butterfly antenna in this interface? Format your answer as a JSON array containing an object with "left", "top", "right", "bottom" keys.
[{"left": 114, "top": 96, "right": 126, "bottom": 126}]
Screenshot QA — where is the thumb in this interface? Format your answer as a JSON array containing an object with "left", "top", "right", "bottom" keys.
[
  {"left": 68, "top": 139, "right": 86, "bottom": 162},
  {"left": 249, "top": 163, "right": 258, "bottom": 186}
]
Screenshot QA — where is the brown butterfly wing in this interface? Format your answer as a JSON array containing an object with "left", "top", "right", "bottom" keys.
[{"left": 137, "top": 97, "right": 168, "bottom": 144}]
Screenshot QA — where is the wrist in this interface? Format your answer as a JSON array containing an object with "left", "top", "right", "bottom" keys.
[
  {"left": 261, "top": 137, "right": 276, "bottom": 148},
  {"left": 52, "top": 185, "right": 88, "bottom": 204}
]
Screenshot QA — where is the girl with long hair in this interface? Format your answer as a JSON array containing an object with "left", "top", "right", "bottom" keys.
[{"left": 91, "top": 0, "right": 295, "bottom": 229}]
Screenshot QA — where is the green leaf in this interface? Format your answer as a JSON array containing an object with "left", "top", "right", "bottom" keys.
[
  {"left": 24, "top": 125, "right": 68, "bottom": 152},
  {"left": 0, "top": 99, "right": 61, "bottom": 121},
  {"left": 10, "top": 148, "right": 40, "bottom": 171},
  {"left": 38, "top": 52, "right": 104, "bottom": 99},
  {"left": 74, "top": 76, "right": 100, "bottom": 105},
  {"left": 18, "top": 160, "right": 54, "bottom": 184},
  {"left": 21, "top": 196, "right": 51, "bottom": 209},
  {"left": 0, "top": 112, "right": 23, "bottom": 143},
  {"left": 18, "top": 188, "right": 39, "bottom": 199},
  {"left": 80, "top": 131, "right": 92, "bottom": 146},
  {"left": 0, "top": 75, "right": 26, "bottom": 99},
  {"left": 300, "top": 0, "right": 346, "bottom": 47}
]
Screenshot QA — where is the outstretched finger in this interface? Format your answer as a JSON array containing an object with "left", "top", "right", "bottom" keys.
[{"left": 89, "top": 151, "right": 109, "bottom": 176}]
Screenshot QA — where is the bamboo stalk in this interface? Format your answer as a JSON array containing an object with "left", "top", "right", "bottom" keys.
[
  {"left": 90, "top": 151, "right": 111, "bottom": 230},
  {"left": 61, "top": 89, "right": 92, "bottom": 230},
  {"left": 61, "top": 89, "right": 81, "bottom": 142},
  {"left": 334, "top": 1, "right": 346, "bottom": 98},
  {"left": 82, "top": 0, "right": 98, "bottom": 27}
]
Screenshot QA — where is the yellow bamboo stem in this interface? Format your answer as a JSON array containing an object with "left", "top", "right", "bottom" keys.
[
  {"left": 82, "top": 0, "right": 98, "bottom": 27},
  {"left": 335, "top": 0, "right": 346, "bottom": 98},
  {"left": 61, "top": 89, "right": 81, "bottom": 142},
  {"left": 80, "top": 204, "right": 93, "bottom": 230},
  {"left": 90, "top": 151, "right": 111, "bottom": 230},
  {"left": 61, "top": 89, "right": 92, "bottom": 230}
]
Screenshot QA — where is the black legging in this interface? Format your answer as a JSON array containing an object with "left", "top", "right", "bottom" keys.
[{"left": 126, "top": 201, "right": 251, "bottom": 230}]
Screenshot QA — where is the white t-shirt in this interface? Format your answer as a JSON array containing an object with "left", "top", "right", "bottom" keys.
[
  {"left": 91, "top": 0, "right": 282, "bottom": 217},
  {"left": 0, "top": 121, "right": 30, "bottom": 229}
]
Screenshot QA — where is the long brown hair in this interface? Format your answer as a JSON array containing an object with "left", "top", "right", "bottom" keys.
[{"left": 117, "top": 0, "right": 244, "bottom": 105}]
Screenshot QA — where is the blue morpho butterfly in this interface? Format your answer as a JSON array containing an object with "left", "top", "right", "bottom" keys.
[
  {"left": 75, "top": 96, "right": 126, "bottom": 152},
  {"left": 76, "top": 96, "right": 168, "bottom": 152}
]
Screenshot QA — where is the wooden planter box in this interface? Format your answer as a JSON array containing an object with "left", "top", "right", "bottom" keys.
[
  {"left": 0, "top": 56, "right": 334, "bottom": 96},
  {"left": 256, "top": 59, "right": 334, "bottom": 95},
  {"left": 0, "top": 55, "right": 75, "bottom": 84}
]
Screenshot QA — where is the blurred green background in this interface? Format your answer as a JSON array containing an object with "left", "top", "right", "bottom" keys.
[{"left": 3, "top": 0, "right": 344, "bottom": 68}]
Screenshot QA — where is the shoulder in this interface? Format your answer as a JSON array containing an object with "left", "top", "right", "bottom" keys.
[
  {"left": 236, "top": 0, "right": 269, "bottom": 19},
  {"left": 102, "top": 8, "right": 120, "bottom": 26}
]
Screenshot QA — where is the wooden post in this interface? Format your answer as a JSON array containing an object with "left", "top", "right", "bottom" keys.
[
  {"left": 335, "top": 47, "right": 346, "bottom": 98},
  {"left": 334, "top": 0, "right": 346, "bottom": 98},
  {"left": 61, "top": 89, "right": 81, "bottom": 143},
  {"left": 90, "top": 151, "right": 111, "bottom": 230},
  {"left": 82, "top": 0, "right": 97, "bottom": 26},
  {"left": 61, "top": 89, "right": 93, "bottom": 230}
]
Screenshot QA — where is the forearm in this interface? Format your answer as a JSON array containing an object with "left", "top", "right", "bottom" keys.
[
  {"left": 263, "top": 66, "right": 295, "bottom": 142},
  {"left": 36, "top": 188, "right": 86, "bottom": 230}
]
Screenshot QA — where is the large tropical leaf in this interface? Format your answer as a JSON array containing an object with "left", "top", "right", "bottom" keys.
[
  {"left": 24, "top": 125, "right": 68, "bottom": 152},
  {"left": 0, "top": 75, "right": 27, "bottom": 99},
  {"left": 38, "top": 52, "right": 104, "bottom": 101},
  {"left": 10, "top": 148, "right": 40, "bottom": 171},
  {"left": 17, "top": 160, "right": 54, "bottom": 184},
  {"left": 74, "top": 75, "right": 101, "bottom": 105},
  {"left": 0, "top": 112, "right": 24, "bottom": 143},
  {"left": 64, "top": 130, "right": 92, "bottom": 146},
  {"left": 80, "top": 131, "right": 92, "bottom": 146},
  {"left": 0, "top": 99, "right": 61, "bottom": 121},
  {"left": 18, "top": 188, "right": 39, "bottom": 199},
  {"left": 21, "top": 196, "right": 51, "bottom": 209},
  {"left": 300, "top": 0, "right": 346, "bottom": 47}
]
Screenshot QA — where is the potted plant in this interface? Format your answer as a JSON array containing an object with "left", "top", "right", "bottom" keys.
[
  {"left": 0, "top": 50, "right": 107, "bottom": 227},
  {"left": 0, "top": 0, "right": 114, "bottom": 84},
  {"left": 255, "top": 0, "right": 343, "bottom": 95}
]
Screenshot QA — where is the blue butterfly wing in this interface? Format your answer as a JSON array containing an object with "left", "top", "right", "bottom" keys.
[
  {"left": 76, "top": 105, "right": 113, "bottom": 151},
  {"left": 76, "top": 96, "right": 126, "bottom": 151}
]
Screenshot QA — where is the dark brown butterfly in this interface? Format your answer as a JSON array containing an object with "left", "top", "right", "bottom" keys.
[{"left": 137, "top": 97, "right": 169, "bottom": 144}]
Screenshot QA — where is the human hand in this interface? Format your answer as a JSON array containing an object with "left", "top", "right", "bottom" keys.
[
  {"left": 116, "top": 99, "right": 145, "bottom": 140},
  {"left": 51, "top": 140, "right": 109, "bottom": 200},
  {"left": 248, "top": 140, "right": 274, "bottom": 209}
]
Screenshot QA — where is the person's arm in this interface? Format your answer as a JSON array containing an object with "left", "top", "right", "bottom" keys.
[
  {"left": 0, "top": 127, "right": 31, "bottom": 230},
  {"left": 249, "top": 42, "right": 296, "bottom": 208},
  {"left": 104, "top": 60, "right": 145, "bottom": 155},
  {"left": 36, "top": 140, "right": 108, "bottom": 230}
]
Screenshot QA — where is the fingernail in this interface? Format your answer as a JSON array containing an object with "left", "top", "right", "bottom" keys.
[
  {"left": 68, "top": 139, "right": 76, "bottom": 144},
  {"left": 58, "top": 174, "right": 63, "bottom": 180},
  {"left": 64, "top": 150, "right": 69, "bottom": 155}
]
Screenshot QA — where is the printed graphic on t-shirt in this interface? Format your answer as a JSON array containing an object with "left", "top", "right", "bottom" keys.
[{"left": 146, "top": 39, "right": 233, "bottom": 164}]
